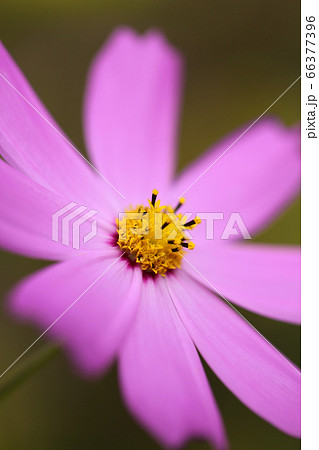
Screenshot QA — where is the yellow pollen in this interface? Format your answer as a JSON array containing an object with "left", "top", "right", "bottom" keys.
[{"left": 116, "top": 190, "right": 200, "bottom": 276}]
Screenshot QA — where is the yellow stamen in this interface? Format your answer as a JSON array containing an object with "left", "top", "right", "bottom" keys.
[
  {"left": 117, "top": 190, "right": 200, "bottom": 276},
  {"left": 174, "top": 197, "right": 186, "bottom": 213}
]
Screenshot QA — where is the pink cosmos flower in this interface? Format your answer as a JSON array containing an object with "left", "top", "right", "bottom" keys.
[{"left": 0, "top": 28, "right": 300, "bottom": 449}]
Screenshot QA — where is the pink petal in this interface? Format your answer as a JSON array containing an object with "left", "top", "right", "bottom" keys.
[
  {"left": 184, "top": 242, "right": 300, "bottom": 323},
  {"left": 9, "top": 253, "right": 142, "bottom": 376},
  {"left": 119, "top": 276, "right": 227, "bottom": 449},
  {"left": 0, "top": 42, "right": 113, "bottom": 211},
  {"left": 83, "top": 28, "right": 182, "bottom": 203},
  {"left": 0, "top": 42, "right": 61, "bottom": 127},
  {"left": 170, "top": 118, "right": 300, "bottom": 238},
  {"left": 168, "top": 271, "right": 301, "bottom": 438},
  {"left": 0, "top": 161, "right": 99, "bottom": 259}
]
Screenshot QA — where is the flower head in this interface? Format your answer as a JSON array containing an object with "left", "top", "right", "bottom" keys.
[
  {"left": 0, "top": 28, "right": 300, "bottom": 448},
  {"left": 117, "top": 190, "right": 199, "bottom": 275}
]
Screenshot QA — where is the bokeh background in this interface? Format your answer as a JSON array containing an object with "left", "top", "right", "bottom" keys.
[{"left": 0, "top": 1, "right": 300, "bottom": 449}]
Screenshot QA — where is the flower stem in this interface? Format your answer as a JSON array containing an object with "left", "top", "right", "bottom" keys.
[{"left": 0, "top": 343, "right": 60, "bottom": 401}]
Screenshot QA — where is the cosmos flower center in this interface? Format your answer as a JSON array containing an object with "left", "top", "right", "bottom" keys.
[{"left": 116, "top": 190, "right": 201, "bottom": 276}]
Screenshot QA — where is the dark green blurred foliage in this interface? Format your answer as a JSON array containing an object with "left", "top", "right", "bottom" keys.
[{"left": 0, "top": 1, "right": 300, "bottom": 449}]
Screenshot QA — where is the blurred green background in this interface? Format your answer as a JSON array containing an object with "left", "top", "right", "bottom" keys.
[{"left": 0, "top": 1, "right": 300, "bottom": 449}]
